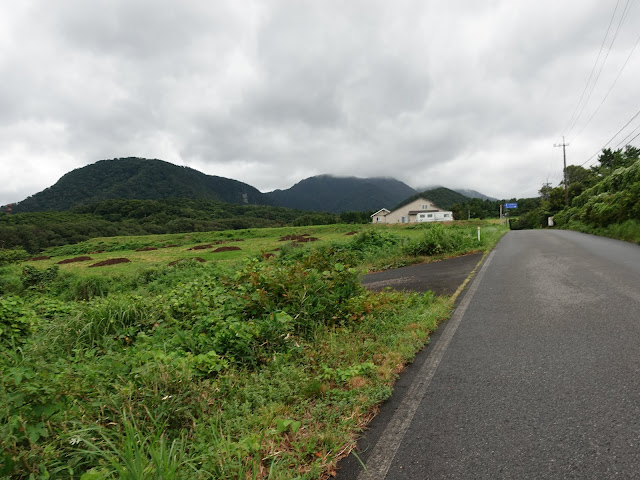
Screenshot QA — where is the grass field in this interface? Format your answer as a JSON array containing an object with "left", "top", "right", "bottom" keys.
[{"left": 0, "top": 221, "right": 507, "bottom": 479}]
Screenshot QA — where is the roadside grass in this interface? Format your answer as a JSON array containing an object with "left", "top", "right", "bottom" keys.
[
  {"left": 0, "top": 221, "right": 507, "bottom": 479},
  {"left": 558, "top": 219, "right": 640, "bottom": 245}
]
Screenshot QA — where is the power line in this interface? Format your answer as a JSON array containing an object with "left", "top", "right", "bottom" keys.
[
  {"left": 571, "top": 26, "right": 640, "bottom": 142},
  {"left": 565, "top": 0, "right": 634, "bottom": 139},
  {"left": 580, "top": 107, "right": 640, "bottom": 166},
  {"left": 614, "top": 120, "right": 640, "bottom": 149},
  {"left": 562, "top": 0, "right": 620, "bottom": 137}
]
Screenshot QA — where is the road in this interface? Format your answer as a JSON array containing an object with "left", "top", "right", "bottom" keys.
[
  {"left": 361, "top": 252, "right": 484, "bottom": 296},
  {"left": 338, "top": 230, "right": 640, "bottom": 479}
]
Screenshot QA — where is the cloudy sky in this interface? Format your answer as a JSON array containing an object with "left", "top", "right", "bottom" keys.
[{"left": 2, "top": 0, "right": 640, "bottom": 205}]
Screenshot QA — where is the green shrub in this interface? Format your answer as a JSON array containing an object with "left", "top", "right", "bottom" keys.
[
  {"left": 403, "top": 224, "right": 477, "bottom": 256},
  {"left": 0, "top": 248, "right": 29, "bottom": 266},
  {"left": 20, "top": 265, "right": 59, "bottom": 290},
  {"left": 0, "top": 296, "right": 36, "bottom": 347}
]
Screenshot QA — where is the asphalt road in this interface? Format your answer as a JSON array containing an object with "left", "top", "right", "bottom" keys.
[
  {"left": 361, "top": 252, "right": 484, "bottom": 296},
  {"left": 338, "top": 230, "right": 640, "bottom": 479}
]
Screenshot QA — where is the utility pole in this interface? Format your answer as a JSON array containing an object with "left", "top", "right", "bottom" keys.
[{"left": 554, "top": 136, "right": 570, "bottom": 206}]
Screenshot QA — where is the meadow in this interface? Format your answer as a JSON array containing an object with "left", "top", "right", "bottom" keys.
[{"left": 0, "top": 221, "right": 507, "bottom": 479}]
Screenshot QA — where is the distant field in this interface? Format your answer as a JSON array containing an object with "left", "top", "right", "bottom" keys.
[{"left": 21, "top": 222, "right": 472, "bottom": 276}]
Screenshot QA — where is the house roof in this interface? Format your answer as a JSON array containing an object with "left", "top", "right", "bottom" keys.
[
  {"left": 408, "top": 210, "right": 440, "bottom": 214},
  {"left": 370, "top": 208, "right": 391, "bottom": 217}
]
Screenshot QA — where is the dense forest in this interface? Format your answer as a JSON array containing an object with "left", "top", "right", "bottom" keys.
[
  {"left": 10, "top": 158, "right": 269, "bottom": 213},
  {"left": 0, "top": 198, "right": 372, "bottom": 253},
  {"left": 267, "top": 175, "right": 417, "bottom": 213}
]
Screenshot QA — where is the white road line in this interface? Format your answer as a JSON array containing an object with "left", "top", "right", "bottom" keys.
[{"left": 356, "top": 249, "right": 496, "bottom": 480}]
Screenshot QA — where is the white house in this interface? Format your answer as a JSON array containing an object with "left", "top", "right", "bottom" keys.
[{"left": 371, "top": 197, "right": 453, "bottom": 224}]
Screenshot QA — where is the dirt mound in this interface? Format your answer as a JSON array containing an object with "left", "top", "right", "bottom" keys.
[
  {"left": 279, "top": 234, "right": 318, "bottom": 243},
  {"left": 213, "top": 246, "right": 242, "bottom": 253},
  {"left": 295, "top": 236, "right": 319, "bottom": 243},
  {"left": 188, "top": 244, "right": 213, "bottom": 250},
  {"left": 345, "top": 231, "right": 359, "bottom": 235},
  {"left": 263, "top": 253, "right": 275, "bottom": 259},
  {"left": 168, "top": 257, "right": 206, "bottom": 266},
  {"left": 89, "top": 258, "right": 131, "bottom": 268},
  {"left": 57, "top": 256, "right": 92, "bottom": 264},
  {"left": 136, "top": 246, "right": 158, "bottom": 252},
  {"left": 26, "top": 256, "right": 51, "bottom": 261}
]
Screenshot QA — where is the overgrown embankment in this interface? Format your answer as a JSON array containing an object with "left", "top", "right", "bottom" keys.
[
  {"left": 0, "top": 222, "right": 506, "bottom": 479},
  {"left": 554, "top": 159, "right": 640, "bottom": 244}
]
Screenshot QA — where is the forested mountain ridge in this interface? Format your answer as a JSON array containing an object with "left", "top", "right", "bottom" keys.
[
  {"left": 394, "top": 187, "right": 470, "bottom": 210},
  {"left": 10, "top": 158, "right": 269, "bottom": 213},
  {"left": 265, "top": 175, "right": 417, "bottom": 213}
]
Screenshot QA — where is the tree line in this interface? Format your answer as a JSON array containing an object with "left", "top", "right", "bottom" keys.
[{"left": 0, "top": 198, "right": 373, "bottom": 253}]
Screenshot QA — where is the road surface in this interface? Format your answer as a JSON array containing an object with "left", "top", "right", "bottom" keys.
[
  {"left": 361, "top": 252, "right": 484, "bottom": 296},
  {"left": 338, "top": 229, "right": 640, "bottom": 479}
]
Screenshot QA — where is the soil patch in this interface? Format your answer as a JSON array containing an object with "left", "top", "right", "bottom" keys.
[
  {"left": 295, "top": 236, "right": 319, "bottom": 243},
  {"left": 188, "top": 244, "right": 213, "bottom": 250},
  {"left": 213, "top": 246, "right": 242, "bottom": 253},
  {"left": 57, "top": 256, "right": 92, "bottom": 264},
  {"left": 89, "top": 258, "right": 131, "bottom": 268},
  {"left": 279, "top": 234, "right": 318, "bottom": 243},
  {"left": 345, "top": 231, "right": 359, "bottom": 235},
  {"left": 168, "top": 257, "right": 206, "bottom": 266},
  {"left": 89, "top": 250, "right": 105, "bottom": 254},
  {"left": 26, "top": 256, "right": 51, "bottom": 261},
  {"left": 135, "top": 247, "right": 158, "bottom": 252},
  {"left": 263, "top": 253, "right": 275, "bottom": 259}
]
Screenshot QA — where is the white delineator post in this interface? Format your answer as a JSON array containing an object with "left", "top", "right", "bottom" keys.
[{"left": 477, "top": 226, "right": 481, "bottom": 242}]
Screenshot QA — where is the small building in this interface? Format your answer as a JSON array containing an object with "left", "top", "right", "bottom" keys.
[{"left": 371, "top": 197, "right": 453, "bottom": 224}]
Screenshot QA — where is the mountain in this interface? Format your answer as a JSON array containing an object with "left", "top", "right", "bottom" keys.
[
  {"left": 395, "top": 187, "right": 470, "bottom": 210},
  {"left": 453, "top": 188, "right": 497, "bottom": 201},
  {"left": 264, "top": 175, "right": 417, "bottom": 213},
  {"left": 11, "top": 158, "right": 268, "bottom": 213}
]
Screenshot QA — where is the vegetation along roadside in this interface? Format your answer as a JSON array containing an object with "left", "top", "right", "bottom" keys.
[{"left": 0, "top": 221, "right": 507, "bottom": 479}]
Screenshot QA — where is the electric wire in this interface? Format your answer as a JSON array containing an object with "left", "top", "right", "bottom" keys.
[
  {"left": 565, "top": 0, "right": 633, "bottom": 139},
  {"left": 561, "top": 0, "right": 620, "bottom": 137},
  {"left": 580, "top": 107, "right": 640, "bottom": 166},
  {"left": 571, "top": 26, "right": 640, "bottom": 142},
  {"left": 614, "top": 121, "right": 640, "bottom": 149}
]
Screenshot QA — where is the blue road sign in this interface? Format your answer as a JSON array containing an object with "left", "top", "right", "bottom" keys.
[{"left": 505, "top": 203, "right": 518, "bottom": 209}]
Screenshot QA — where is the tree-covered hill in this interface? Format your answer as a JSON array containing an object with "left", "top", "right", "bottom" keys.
[
  {"left": 394, "top": 187, "right": 470, "bottom": 210},
  {"left": 265, "top": 175, "right": 417, "bottom": 213},
  {"left": 10, "top": 158, "right": 269, "bottom": 213}
]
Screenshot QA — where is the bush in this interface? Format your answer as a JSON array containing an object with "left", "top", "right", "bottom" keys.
[
  {"left": 403, "top": 224, "right": 477, "bottom": 256},
  {"left": 0, "top": 248, "right": 29, "bottom": 266},
  {"left": 0, "top": 296, "right": 36, "bottom": 347}
]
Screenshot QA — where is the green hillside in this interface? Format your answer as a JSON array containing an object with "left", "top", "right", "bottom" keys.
[
  {"left": 394, "top": 187, "right": 470, "bottom": 210},
  {"left": 265, "top": 175, "right": 417, "bottom": 213},
  {"left": 11, "top": 158, "right": 269, "bottom": 213}
]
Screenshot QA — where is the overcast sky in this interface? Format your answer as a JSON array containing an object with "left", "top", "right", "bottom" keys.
[{"left": 2, "top": 0, "right": 640, "bottom": 206}]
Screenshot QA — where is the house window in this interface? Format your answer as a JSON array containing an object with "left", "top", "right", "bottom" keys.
[
  {"left": 444, "top": 213, "right": 450, "bottom": 217},
  {"left": 427, "top": 214, "right": 433, "bottom": 218}
]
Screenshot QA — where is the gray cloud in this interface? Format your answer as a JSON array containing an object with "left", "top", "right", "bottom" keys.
[{"left": 1, "top": 0, "right": 639, "bottom": 206}]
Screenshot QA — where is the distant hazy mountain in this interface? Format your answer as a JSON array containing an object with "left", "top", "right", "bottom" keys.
[
  {"left": 12, "top": 157, "right": 268, "bottom": 213},
  {"left": 415, "top": 185, "right": 496, "bottom": 201},
  {"left": 395, "top": 187, "right": 470, "bottom": 210},
  {"left": 265, "top": 175, "right": 417, "bottom": 213},
  {"left": 453, "top": 188, "right": 497, "bottom": 201}
]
